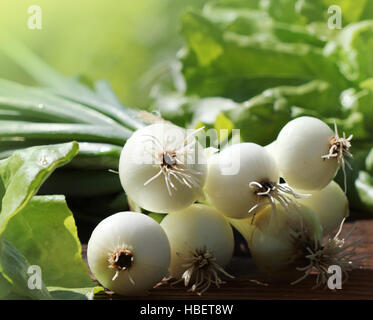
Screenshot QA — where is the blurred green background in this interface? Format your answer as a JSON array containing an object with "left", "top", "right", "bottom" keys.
[{"left": 0, "top": 0, "right": 207, "bottom": 107}]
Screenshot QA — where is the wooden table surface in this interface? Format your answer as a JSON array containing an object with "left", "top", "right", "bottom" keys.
[{"left": 83, "top": 219, "right": 373, "bottom": 300}]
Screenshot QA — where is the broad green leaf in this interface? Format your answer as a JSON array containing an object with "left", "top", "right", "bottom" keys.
[
  {"left": 0, "top": 143, "right": 98, "bottom": 299},
  {"left": 0, "top": 142, "right": 79, "bottom": 234},
  {"left": 0, "top": 239, "right": 52, "bottom": 300},
  {"left": 3, "top": 196, "right": 96, "bottom": 299},
  {"left": 0, "top": 143, "right": 123, "bottom": 171},
  {"left": 0, "top": 142, "right": 80, "bottom": 299}
]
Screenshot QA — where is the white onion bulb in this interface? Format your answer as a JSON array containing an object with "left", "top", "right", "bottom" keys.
[
  {"left": 230, "top": 203, "right": 360, "bottom": 287},
  {"left": 264, "top": 140, "right": 277, "bottom": 155},
  {"left": 87, "top": 211, "right": 170, "bottom": 296},
  {"left": 248, "top": 205, "right": 322, "bottom": 279},
  {"left": 119, "top": 122, "right": 207, "bottom": 213},
  {"left": 296, "top": 181, "right": 349, "bottom": 235},
  {"left": 274, "top": 116, "right": 352, "bottom": 191},
  {"left": 204, "top": 143, "right": 307, "bottom": 219},
  {"left": 160, "top": 204, "right": 234, "bottom": 295}
]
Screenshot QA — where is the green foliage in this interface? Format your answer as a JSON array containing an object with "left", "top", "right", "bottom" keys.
[
  {"left": 0, "top": 142, "right": 97, "bottom": 299},
  {"left": 4, "top": 196, "right": 95, "bottom": 297},
  {"left": 151, "top": 0, "right": 373, "bottom": 214}
]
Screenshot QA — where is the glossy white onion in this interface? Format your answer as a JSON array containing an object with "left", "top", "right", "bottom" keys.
[
  {"left": 119, "top": 122, "right": 207, "bottom": 213},
  {"left": 160, "top": 204, "right": 234, "bottom": 294},
  {"left": 204, "top": 143, "right": 306, "bottom": 219},
  {"left": 230, "top": 203, "right": 322, "bottom": 279},
  {"left": 264, "top": 140, "right": 277, "bottom": 155},
  {"left": 230, "top": 203, "right": 359, "bottom": 287},
  {"left": 296, "top": 181, "right": 349, "bottom": 235},
  {"left": 274, "top": 116, "right": 352, "bottom": 191},
  {"left": 87, "top": 211, "right": 170, "bottom": 296}
]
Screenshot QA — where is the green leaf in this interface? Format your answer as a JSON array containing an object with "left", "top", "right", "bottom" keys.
[
  {"left": 0, "top": 239, "right": 52, "bottom": 300},
  {"left": 181, "top": 10, "right": 224, "bottom": 67},
  {"left": 1, "top": 39, "right": 144, "bottom": 131},
  {"left": 329, "top": 21, "right": 373, "bottom": 83},
  {"left": 360, "top": 78, "right": 373, "bottom": 90},
  {"left": 0, "top": 143, "right": 98, "bottom": 299},
  {"left": 261, "top": 0, "right": 305, "bottom": 25},
  {"left": 366, "top": 148, "right": 373, "bottom": 175},
  {"left": 48, "top": 286, "right": 102, "bottom": 300},
  {"left": 0, "top": 121, "right": 130, "bottom": 147},
  {"left": 0, "top": 79, "right": 124, "bottom": 129},
  {"left": 68, "top": 142, "right": 122, "bottom": 170},
  {"left": 262, "top": 0, "right": 369, "bottom": 25},
  {"left": 180, "top": 11, "right": 350, "bottom": 101},
  {"left": 204, "top": 3, "right": 325, "bottom": 47},
  {"left": 323, "top": 0, "right": 369, "bottom": 23},
  {"left": 0, "top": 142, "right": 79, "bottom": 234},
  {"left": 214, "top": 113, "right": 234, "bottom": 141},
  {"left": 0, "top": 143, "right": 80, "bottom": 299},
  {"left": 3, "top": 196, "right": 96, "bottom": 299},
  {"left": 355, "top": 171, "right": 373, "bottom": 211},
  {"left": 225, "top": 80, "right": 342, "bottom": 145}
]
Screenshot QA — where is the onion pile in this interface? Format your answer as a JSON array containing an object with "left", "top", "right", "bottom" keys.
[{"left": 86, "top": 117, "right": 361, "bottom": 296}]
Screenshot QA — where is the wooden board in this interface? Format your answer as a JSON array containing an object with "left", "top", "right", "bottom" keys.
[{"left": 83, "top": 219, "right": 373, "bottom": 300}]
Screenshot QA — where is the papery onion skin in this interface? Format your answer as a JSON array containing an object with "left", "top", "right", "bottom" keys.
[
  {"left": 160, "top": 204, "right": 234, "bottom": 279},
  {"left": 274, "top": 116, "right": 338, "bottom": 191},
  {"left": 296, "top": 181, "right": 349, "bottom": 235},
  {"left": 87, "top": 211, "right": 170, "bottom": 296},
  {"left": 229, "top": 204, "right": 323, "bottom": 282},
  {"left": 205, "top": 143, "right": 280, "bottom": 219},
  {"left": 119, "top": 123, "right": 207, "bottom": 213}
]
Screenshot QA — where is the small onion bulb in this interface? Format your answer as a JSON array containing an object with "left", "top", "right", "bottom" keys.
[
  {"left": 160, "top": 204, "right": 234, "bottom": 295},
  {"left": 230, "top": 204, "right": 360, "bottom": 287},
  {"left": 296, "top": 181, "right": 349, "bottom": 235},
  {"left": 204, "top": 142, "right": 307, "bottom": 219},
  {"left": 87, "top": 211, "right": 170, "bottom": 296},
  {"left": 119, "top": 122, "right": 207, "bottom": 213},
  {"left": 264, "top": 140, "right": 277, "bottom": 155},
  {"left": 231, "top": 203, "right": 322, "bottom": 279},
  {"left": 274, "top": 116, "right": 352, "bottom": 191}
]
